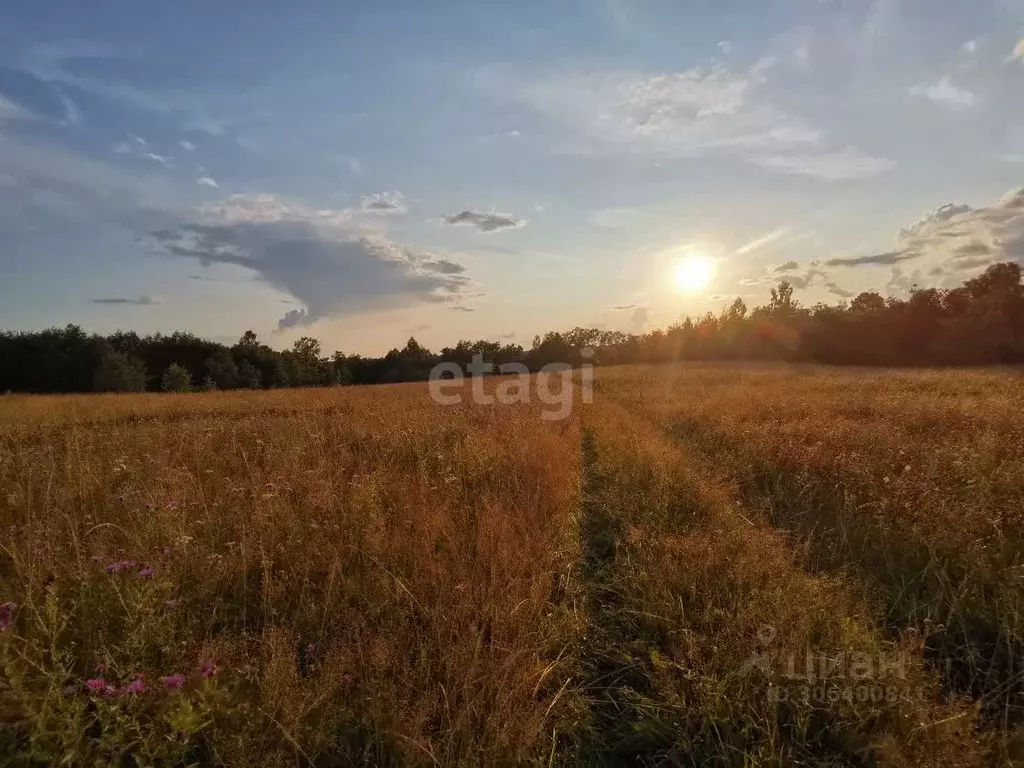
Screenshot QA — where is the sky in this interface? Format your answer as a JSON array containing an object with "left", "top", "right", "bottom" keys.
[{"left": 1, "top": 0, "right": 1023, "bottom": 355}]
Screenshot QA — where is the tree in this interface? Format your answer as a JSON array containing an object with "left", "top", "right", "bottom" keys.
[
  {"left": 93, "top": 351, "right": 148, "bottom": 393},
  {"left": 205, "top": 348, "right": 239, "bottom": 389},
  {"left": 161, "top": 363, "right": 193, "bottom": 393},
  {"left": 236, "top": 360, "right": 262, "bottom": 389}
]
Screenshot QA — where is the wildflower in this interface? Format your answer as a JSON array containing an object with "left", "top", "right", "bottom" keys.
[
  {"left": 123, "top": 677, "right": 147, "bottom": 694},
  {"left": 340, "top": 673, "right": 354, "bottom": 686},
  {"left": 105, "top": 560, "right": 138, "bottom": 574},
  {"left": 139, "top": 566, "right": 155, "bottom": 579},
  {"left": 201, "top": 659, "right": 217, "bottom": 678},
  {"left": 85, "top": 678, "right": 107, "bottom": 692},
  {"left": 163, "top": 673, "right": 187, "bottom": 690},
  {"left": 0, "top": 602, "right": 16, "bottom": 632}
]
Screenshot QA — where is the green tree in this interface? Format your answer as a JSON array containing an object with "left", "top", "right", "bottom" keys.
[
  {"left": 93, "top": 351, "right": 148, "bottom": 393},
  {"left": 205, "top": 348, "right": 238, "bottom": 389},
  {"left": 236, "top": 360, "right": 262, "bottom": 389},
  {"left": 161, "top": 363, "right": 193, "bottom": 393}
]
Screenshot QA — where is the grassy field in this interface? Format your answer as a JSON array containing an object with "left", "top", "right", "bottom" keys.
[{"left": 1, "top": 365, "right": 1022, "bottom": 765}]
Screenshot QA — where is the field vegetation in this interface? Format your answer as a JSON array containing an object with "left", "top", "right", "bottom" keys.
[{"left": 1, "top": 364, "right": 1022, "bottom": 765}]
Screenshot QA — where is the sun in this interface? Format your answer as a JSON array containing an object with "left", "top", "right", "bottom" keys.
[{"left": 671, "top": 254, "right": 715, "bottom": 293}]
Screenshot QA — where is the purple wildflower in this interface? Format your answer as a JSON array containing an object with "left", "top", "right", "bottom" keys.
[
  {"left": 123, "top": 677, "right": 147, "bottom": 694},
  {"left": 0, "top": 602, "right": 16, "bottom": 632},
  {"left": 139, "top": 566, "right": 155, "bottom": 579},
  {"left": 84, "top": 678, "right": 107, "bottom": 692},
  {"left": 163, "top": 673, "right": 187, "bottom": 690},
  {"left": 105, "top": 560, "right": 138, "bottom": 575},
  {"left": 201, "top": 659, "right": 217, "bottom": 678}
]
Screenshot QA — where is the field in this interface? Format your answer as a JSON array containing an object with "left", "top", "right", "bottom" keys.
[{"left": 1, "top": 364, "right": 1022, "bottom": 765}]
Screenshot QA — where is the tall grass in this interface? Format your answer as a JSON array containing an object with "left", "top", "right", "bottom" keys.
[{"left": 0, "top": 385, "right": 583, "bottom": 765}]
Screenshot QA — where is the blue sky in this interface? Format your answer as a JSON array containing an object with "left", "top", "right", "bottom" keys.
[{"left": 1, "top": 0, "right": 1023, "bottom": 353}]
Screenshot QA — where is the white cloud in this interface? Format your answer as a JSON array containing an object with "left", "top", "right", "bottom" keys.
[
  {"left": 0, "top": 94, "right": 32, "bottom": 123},
  {"left": 57, "top": 92, "right": 82, "bottom": 126},
  {"left": 129, "top": 134, "right": 147, "bottom": 146},
  {"left": 734, "top": 227, "right": 792, "bottom": 255},
  {"left": 1010, "top": 39, "right": 1024, "bottom": 61},
  {"left": 197, "top": 176, "right": 219, "bottom": 188},
  {"left": 180, "top": 140, "right": 196, "bottom": 152},
  {"left": 142, "top": 152, "right": 171, "bottom": 165},
  {"left": 826, "top": 188, "right": 1024, "bottom": 273},
  {"left": 149, "top": 194, "right": 471, "bottom": 329},
  {"left": 511, "top": 64, "right": 890, "bottom": 179},
  {"left": 750, "top": 147, "right": 895, "bottom": 180},
  {"left": 909, "top": 76, "right": 978, "bottom": 109}
]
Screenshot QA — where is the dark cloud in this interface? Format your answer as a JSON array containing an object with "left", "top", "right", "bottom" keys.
[
  {"left": 824, "top": 281, "right": 854, "bottom": 298},
  {"left": 92, "top": 295, "right": 156, "bottom": 305},
  {"left": 448, "top": 306, "right": 475, "bottom": 312},
  {"left": 442, "top": 210, "right": 524, "bottom": 233},
  {"left": 148, "top": 194, "right": 471, "bottom": 331},
  {"left": 773, "top": 260, "right": 799, "bottom": 272},
  {"left": 824, "top": 250, "right": 918, "bottom": 267}
]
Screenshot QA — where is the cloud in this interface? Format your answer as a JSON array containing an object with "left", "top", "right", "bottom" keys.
[
  {"left": 142, "top": 152, "right": 171, "bottom": 165},
  {"left": 736, "top": 227, "right": 791, "bottom": 255},
  {"left": 360, "top": 191, "right": 406, "bottom": 214},
  {"left": 112, "top": 142, "right": 132, "bottom": 154},
  {"left": 1010, "top": 39, "right": 1024, "bottom": 62},
  {"left": 148, "top": 194, "right": 471, "bottom": 330},
  {"left": 824, "top": 281, "right": 854, "bottom": 298},
  {"left": 197, "top": 176, "right": 219, "bottom": 188},
  {"left": 773, "top": 260, "right": 799, "bottom": 272},
  {"left": 0, "top": 94, "right": 32, "bottom": 123},
  {"left": 180, "top": 140, "right": 196, "bottom": 152},
  {"left": 510, "top": 63, "right": 887, "bottom": 178},
  {"left": 92, "top": 295, "right": 156, "bottom": 305},
  {"left": 57, "top": 92, "right": 82, "bottom": 126},
  {"left": 826, "top": 188, "right": 1024, "bottom": 273},
  {"left": 750, "top": 147, "right": 895, "bottom": 180},
  {"left": 448, "top": 305, "right": 475, "bottom": 312},
  {"left": 130, "top": 134, "right": 147, "bottom": 146},
  {"left": 825, "top": 250, "right": 918, "bottom": 267},
  {"left": 909, "top": 77, "right": 978, "bottom": 109},
  {"left": 442, "top": 210, "right": 525, "bottom": 232}
]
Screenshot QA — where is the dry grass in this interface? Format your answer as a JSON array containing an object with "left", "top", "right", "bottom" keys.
[
  {"left": 1, "top": 365, "right": 1022, "bottom": 765},
  {"left": 0, "top": 384, "right": 584, "bottom": 765}
]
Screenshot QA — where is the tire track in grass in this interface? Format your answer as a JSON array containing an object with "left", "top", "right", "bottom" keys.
[{"left": 577, "top": 428, "right": 671, "bottom": 766}]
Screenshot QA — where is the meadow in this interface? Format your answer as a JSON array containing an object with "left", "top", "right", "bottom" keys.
[{"left": 0, "top": 364, "right": 1022, "bottom": 765}]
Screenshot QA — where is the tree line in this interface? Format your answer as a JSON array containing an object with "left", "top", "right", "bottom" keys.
[{"left": 2, "top": 261, "right": 1023, "bottom": 394}]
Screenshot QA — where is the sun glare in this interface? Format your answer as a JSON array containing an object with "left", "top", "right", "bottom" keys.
[{"left": 672, "top": 254, "right": 715, "bottom": 293}]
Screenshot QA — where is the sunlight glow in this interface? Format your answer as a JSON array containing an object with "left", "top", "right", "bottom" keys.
[{"left": 671, "top": 254, "right": 715, "bottom": 293}]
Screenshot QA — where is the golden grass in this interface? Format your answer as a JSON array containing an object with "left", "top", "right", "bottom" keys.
[{"left": 1, "top": 366, "right": 1022, "bottom": 765}]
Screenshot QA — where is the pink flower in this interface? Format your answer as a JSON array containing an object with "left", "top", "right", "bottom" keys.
[
  {"left": 122, "top": 677, "right": 147, "bottom": 694},
  {"left": 201, "top": 659, "right": 217, "bottom": 678},
  {"left": 84, "top": 678, "right": 107, "bottom": 692},
  {"left": 163, "top": 673, "right": 187, "bottom": 690},
  {"left": 340, "top": 673, "right": 354, "bottom": 686},
  {"left": 0, "top": 602, "right": 16, "bottom": 632},
  {"left": 139, "top": 566, "right": 155, "bottom": 579}
]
